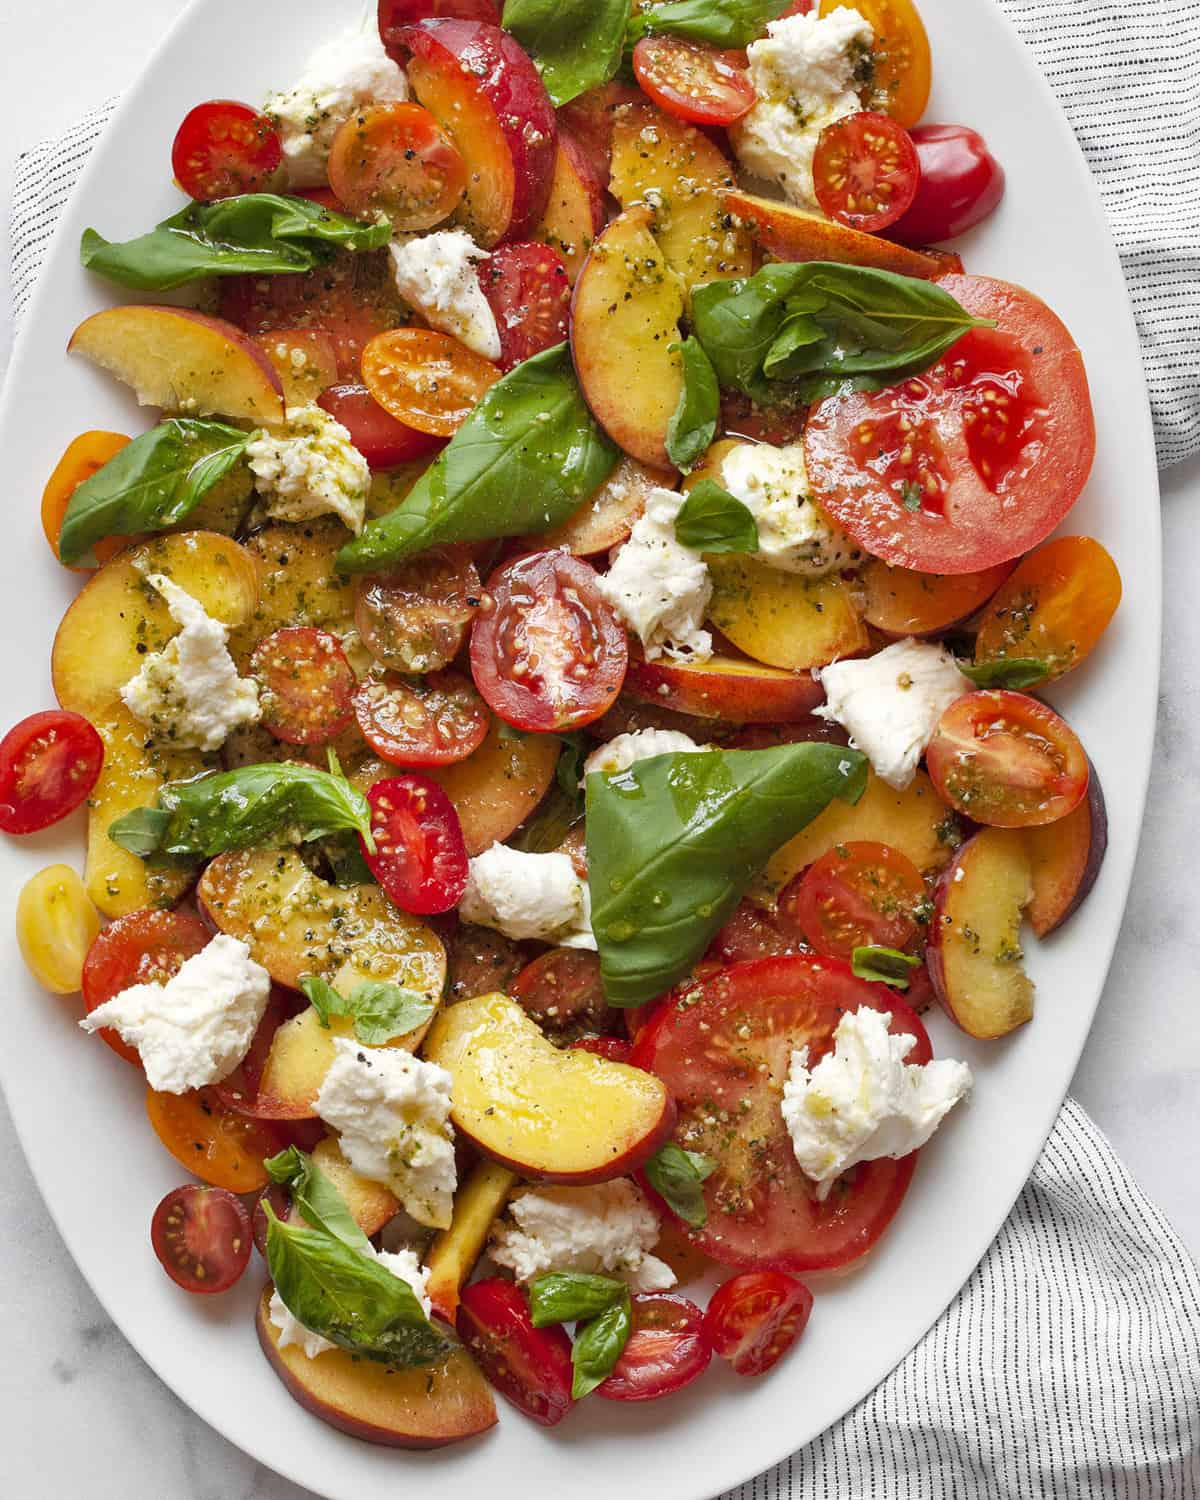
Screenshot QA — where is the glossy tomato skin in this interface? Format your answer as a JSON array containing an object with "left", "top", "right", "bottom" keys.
[
  {"left": 631, "top": 955, "right": 929, "bottom": 1271},
  {"left": 361, "top": 772, "right": 469, "bottom": 914},
  {"left": 891, "top": 124, "right": 1006, "bottom": 245},
  {"left": 353, "top": 669, "right": 490, "bottom": 767},
  {"left": 151, "top": 1184, "right": 253, "bottom": 1294},
  {"left": 378, "top": 0, "right": 501, "bottom": 64},
  {"left": 571, "top": 1035, "right": 634, "bottom": 1063},
  {"left": 328, "top": 102, "right": 466, "bottom": 229},
  {"left": 362, "top": 327, "right": 500, "bottom": 437},
  {"left": 82, "top": 909, "right": 211, "bottom": 1066},
  {"left": 596, "top": 1293, "right": 712, "bottom": 1402},
  {"left": 318, "top": 383, "right": 445, "bottom": 469},
  {"left": 251, "top": 627, "right": 356, "bottom": 746},
  {"left": 354, "top": 548, "right": 482, "bottom": 673},
  {"left": 171, "top": 100, "right": 282, "bottom": 201},
  {"left": 812, "top": 111, "right": 920, "bottom": 232},
  {"left": 457, "top": 1278, "right": 575, "bottom": 1426},
  {"left": 479, "top": 243, "right": 571, "bottom": 370},
  {"left": 0, "top": 710, "right": 104, "bottom": 834},
  {"left": 632, "top": 37, "right": 756, "bottom": 128},
  {"left": 703, "top": 1270, "right": 814, "bottom": 1376}
]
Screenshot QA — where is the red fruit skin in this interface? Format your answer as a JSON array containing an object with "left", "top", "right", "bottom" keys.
[
  {"left": 456, "top": 1278, "right": 575, "bottom": 1426},
  {"left": 890, "top": 123, "right": 1006, "bottom": 245}
]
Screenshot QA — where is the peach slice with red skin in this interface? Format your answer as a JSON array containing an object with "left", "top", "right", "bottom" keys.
[
  {"left": 425, "top": 1159, "right": 519, "bottom": 1323},
  {"left": 859, "top": 557, "right": 1014, "bottom": 637},
  {"left": 722, "top": 189, "right": 945, "bottom": 279},
  {"left": 1023, "top": 765, "right": 1108, "bottom": 937},
  {"left": 625, "top": 653, "right": 823, "bottom": 724},
  {"left": 535, "top": 132, "right": 605, "bottom": 285},
  {"left": 706, "top": 553, "right": 870, "bottom": 672}
]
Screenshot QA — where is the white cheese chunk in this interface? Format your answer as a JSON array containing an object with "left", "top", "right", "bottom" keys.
[
  {"left": 79, "top": 935, "right": 270, "bottom": 1094},
  {"left": 583, "top": 728, "right": 712, "bottom": 783},
  {"left": 596, "top": 486, "right": 713, "bottom": 663},
  {"left": 458, "top": 843, "right": 596, "bottom": 950},
  {"left": 316, "top": 1038, "right": 457, "bottom": 1229},
  {"left": 781, "top": 1006, "right": 972, "bottom": 1197},
  {"left": 720, "top": 441, "right": 862, "bottom": 576},
  {"left": 246, "top": 403, "right": 371, "bottom": 534},
  {"left": 490, "top": 1180, "right": 676, "bottom": 1293},
  {"left": 815, "top": 638, "right": 972, "bottom": 789},
  {"left": 268, "top": 1244, "right": 432, "bottom": 1361},
  {"left": 732, "top": 7, "right": 874, "bottom": 210},
  {"left": 264, "top": 23, "right": 408, "bottom": 189},
  {"left": 388, "top": 229, "right": 502, "bottom": 362}
]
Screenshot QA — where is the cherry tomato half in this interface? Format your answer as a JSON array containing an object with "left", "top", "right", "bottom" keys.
[
  {"left": 378, "top": 0, "right": 501, "bottom": 64},
  {"left": 82, "top": 909, "right": 211, "bottom": 1067},
  {"left": 779, "top": 840, "right": 926, "bottom": 959},
  {"left": 329, "top": 102, "right": 466, "bottom": 230},
  {"left": 456, "top": 1277, "right": 575, "bottom": 1426},
  {"left": 353, "top": 669, "right": 490, "bottom": 767},
  {"left": 571, "top": 1035, "right": 634, "bottom": 1063},
  {"left": 703, "top": 1270, "right": 813, "bottom": 1376},
  {"left": 479, "top": 243, "right": 571, "bottom": 371},
  {"left": 890, "top": 123, "right": 1006, "bottom": 246},
  {"left": 470, "top": 551, "right": 628, "bottom": 733},
  {"left": 707, "top": 899, "right": 804, "bottom": 964},
  {"left": 145, "top": 1086, "right": 284, "bottom": 1193},
  {"left": 360, "top": 772, "right": 469, "bottom": 914},
  {"left": 632, "top": 37, "right": 756, "bottom": 128},
  {"left": 171, "top": 100, "right": 282, "bottom": 201},
  {"left": 822, "top": 0, "right": 931, "bottom": 128},
  {"left": 251, "top": 627, "right": 356, "bottom": 746},
  {"left": 596, "top": 1293, "right": 711, "bottom": 1402},
  {"left": 355, "top": 548, "right": 482, "bottom": 674},
  {"left": 151, "top": 1184, "right": 252, "bottom": 1294},
  {"left": 813, "top": 111, "right": 919, "bottom": 232},
  {"left": 362, "top": 328, "right": 500, "bottom": 437},
  {"left": 511, "top": 947, "right": 614, "bottom": 1044},
  {"left": 41, "top": 430, "right": 132, "bottom": 570},
  {"left": 0, "top": 710, "right": 104, "bottom": 835},
  {"left": 317, "top": 382, "right": 445, "bottom": 469},
  {"left": 926, "top": 689, "right": 1089, "bottom": 828}
]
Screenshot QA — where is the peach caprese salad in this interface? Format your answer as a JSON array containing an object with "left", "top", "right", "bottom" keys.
[{"left": 7, "top": 0, "right": 1121, "bottom": 1448}]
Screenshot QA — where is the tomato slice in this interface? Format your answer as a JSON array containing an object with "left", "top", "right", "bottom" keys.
[
  {"left": 0, "top": 710, "right": 104, "bottom": 835},
  {"left": 354, "top": 548, "right": 482, "bottom": 674},
  {"left": 151, "top": 1184, "right": 252, "bottom": 1294},
  {"left": 479, "top": 243, "right": 571, "bottom": 371},
  {"left": 707, "top": 900, "right": 804, "bottom": 964},
  {"left": 42, "top": 430, "right": 132, "bottom": 570},
  {"left": 317, "top": 382, "right": 444, "bottom": 469},
  {"left": 511, "top": 948, "right": 614, "bottom": 1044},
  {"left": 821, "top": 0, "right": 931, "bottom": 128},
  {"left": 442, "top": 917, "right": 525, "bottom": 1002},
  {"left": 361, "top": 772, "right": 469, "bottom": 914},
  {"left": 804, "top": 275, "right": 1096, "bottom": 575},
  {"left": 353, "top": 669, "right": 489, "bottom": 767},
  {"left": 146, "top": 1086, "right": 283, "bottom": 1192},
  {"left": 82, "top": 909, "right": 212, "bottom": 1067},
  {"left": 362, "top": 328, "right": 500, "bottom": 437},
  {"left": 378, "top": 0, "right": 501, "bottom": 63},
  {"left": 470, "top": 551, "right": 628, "bottom": 732},
  {"left": 813, "top": 111, "right": 919, "bottom": 232},
  {"left": 631, "top": 955, "right": 929, "bottom": 1270},
  {"left": 595, "top": 1293, "right": 711, "bottom": 1402},
  {"left": 456, "top": 1277, "right": 575, "bottom": 1426},
  {"left": 703, "top": 1270, "right": 813, "bottom": 1376},
  {"left": 211, "top": 986, "right": 303, "bottom": 1119},
  {"left": 720, "top": 390, "right": 809, "bottom": 448},
  {"left": 571, "top": 1035, "right": 634, "bottom": 1063},
  {"left": 328, "top": 102, "right": 466, "bottom": 230},
  {"left": 926, "top": 689, "right": 1089, "bottom": 828},
  {"left": 779, "top": 840, "right": 926, "bottom": 959},
  {"left": 632, "top": 37, "right": 756, "bottom": 128},
  {"left": 171, "top": 100, "right": 282, "bottom": 201},
  {"left": 890, "top": 123, "right": 1006, "bottom": 245},
  {"left": 250, "top": 627, "right": 356, "bottom": 746}
]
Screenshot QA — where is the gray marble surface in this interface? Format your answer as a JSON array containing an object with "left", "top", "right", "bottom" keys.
[{"left": 1, "top": 3, "right": 1197, "bottom": 1496}]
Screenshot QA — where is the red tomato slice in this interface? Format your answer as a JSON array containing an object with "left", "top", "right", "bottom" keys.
[
  {"left": 211, "top": 986, "right": 303, "bottom": 1119},
  {"left": 378, "top": 0, "right": 501, "bottom": 63},
  {"left": 571, "top": 1035, "right": 634, "bottom": 1063},
  {"left": 171, "top": 100, "right": 282, "bottom": 201},
  {"left": 250, "top": 627, "right": 356, "bottom": 746},
  {"left": 596, "top": 1293, "right": 711, "bottom": 1402},
  {"left": 720, "top": 389, "right": 810, "bottom": 448},
  {"left": 360, "top": 773, "right": 469, "bottom": 914},
  {"left": 354, "top": 548, "right": 482, "bottom": 674},
  {"left": 703, "top": 1270, "right": 813, "bottom": 1376},
  {"left": 328, "top": 102, "right": 466, "bottom": 230},
  {"left": 479, "top": 243, "right": 571, "bottom": 371},
  {"left": 317, "top": 382, "right": 444, "bottom": 469},
  {"left": 890, "top": 123, "right": 1006, "bottom": 245},
  {"left": 353, "top": 669, "right": 490, "bottom": 767},
  {"left": 0, "top": 710, "right": 103, "bottom": 835},
  {"left": 511, "top": 947, "right": 614, "bottom": 1043},
  {"left": 632, "top": 37, "right": 756, "bottom": 128},
  {"left": 804, "top": 275, "right": 1096, "bottom": 574},
  {"left": 779, "top": 839, "right": 926, "bottom": 959},
  {"left": 151, "top": 1184, "right": 252, "bottom": 1294},
  {"left": 812, "top": 111, "right": 920, "bottom": 232},
  {"left": 631, "top": 955, "right": 929, "bottom": 1270},
  {"left": 470, "top": 551, "right": 628, "bottom": 732},
  {"left": 456, "top": 1277, "right": 574, "bottom": 1426},
  {"left": 925, "top": 689, "right": 1089, "bottom": 828},
  {"left": 81, "top": 909, "right": 211, "bottom": 1067},
  {"left": 362, "top": 328, "right": 501, "bottom": 437},
  {"left": 707, "top": 900, "right": 804, "bottom": 964}
]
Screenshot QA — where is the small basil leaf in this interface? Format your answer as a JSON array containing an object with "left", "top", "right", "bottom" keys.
[
  {"left": 674, "top": 480, "right": 759, "bottom": 554},
  {"left": 959, "top": 657, "right": 1052, "bottom": 690},
  {"left": 347, "top": 982, "right": 437, "bottom": 1046},
  {"left": 298, "top": 974, "right": 340, "bottom": 1029},
  {"left": 666, "top": 338, "right": 720, "bottom": 473},
  {"left": 264, "top": 1146, "right": 372, "bottom": 1254},
  {"left": 512, "top": 781, "right": 584, "bottom": 855},
  {"left": 529, "top": 1271, "right": 628, "bottom": 1327},
  {"left": 851, "top": 945, "right": 920, "bottom": 990},
  {"left": 337, "top": 345, "right": 618, "bottom": 573},
  {"left": 80, "top": 193, "right": 391, "bottom": 291},
  {"left": 571, "top": 1293, "right": 632, "bottom": 1399},
  {"left": 107, "top": 805, "right": 171, "bottom": 858},
  {"left": 322, "top": 831, "right": 378, "bottom": 888},
  {"left": 644, "top": 1143, "right": 716, "bottom": 1228},
  {"left": 503, "top": 0, "right": 631, "bottom": 106},
  {"left": 628, "top": 0, "right": 789, "bottom": 47},
  {"left": 555, "top": 733, "right": 589, "bottom": 808}
]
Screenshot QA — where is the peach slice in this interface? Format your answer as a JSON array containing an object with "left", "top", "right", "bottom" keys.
[
  {"left": 528, "top": 455, "right": 668, "bottom": 556},
  {"left": 256, "top": 1286, "right": 497, "bottom": 1448},
  {"left": 421, "top": 718, "right": 560, "bottom": 856},
  {"left": 1024, "top": 767, "right": 1107, "bottom": 937},
  {"left": 859, "top": 557, "right": 1014, "bottom": 637},
  {"left": 227, "top": 519, "right": 358, "bottom": 669},
  {"left": 305, "top": 1136, "right": 399, "bottom": 1238},
  {"left": 570, "top": 204, "right": 685, "bottom": 470},
  {"left": 722, "top": 189, "right": 945, "bottom": 278},
  {"left": 253, "top": 329, "right": 339, "bottom": 406},
  {"left": 625, "top": 653, "right": 823, "bottom": 723},
  {"left": 69, "top": 305, "right": 285, "bottom": 424},
  {"left": 535, "top": 132, "right": 605, "bottom": 285},
  {"left": 255, "top": 1007, "right": 436, "bottom": 1121},
  {"left": 927, "top": 828, "right": 1035, "bottom": 1040},
  {"left": 424, "top": 993, "right": 676, "bottom": 1183},
  {"left": 558, "top": 81, "right": 645, "bottom": 189},
  {"left": 425, "top": 1159, "right": 519, "bottom": 1323},
  {"left": 707, "top": 554, "right": 869, "bottom": 671}
]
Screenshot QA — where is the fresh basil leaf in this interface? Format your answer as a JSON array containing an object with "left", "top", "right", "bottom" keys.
[
  {"left": 512, "top": 781, "right": 584, "bottom": 855},
  {"left": 265, "top": 1207, "right": 449, "bottom": 1368},
  {"left": 107, "top": 806, "right": 172, "bottom": 858},
  {"left": 80, "top": 193, "right": 391, "bottom": 291},
  {"left": 644, "top": 1143, "right": 716, "bottom": 1228},
  {"left": 959, "top": 656, "right": 1051, "bottom": 690},
  {"left": 586, "top": 744, "right": 867, "bottom": 1006},
  {"left": 674, "top": 480, "right": 759, "bottom": 554},
  {"left": 629, "top": 0, "right": 789, "bottom": 46},
  {"left": 348, "top": 982, "right": 437, "bottom": 1045},
  {"left": 571, "top": 1293, "right": 632, "bottom": 1399},
  {"left": 850, "top": 945, "right": 920, "bottom": 990},
  {"left": 666, "top": 338, "right": 720, "bottom": 473},
  {"left": 337, "top": 344, "right": 618, "bottom": 572},
  {"left": 298, "top": 974, "right": 340, "bottom": 1029},
  {"left": 529, "top": 1271, "right": 628, "bottom": 1327},
  {"left": 503, "top": 0, "right": 631, "bottom": 105},
  {"left": 555, "top": 733, "right": 589, "bottom": 808},
  {"left": 322, "top": 831, "right": 378, "bottom": 888},
  {"left": 57, "top": 419, "right": 251, "bottom": 566},
  {"left": 264, "top": 1146, "right": 372, "bottom": 1254},
  {"left": 692, "top": 262, "right": 992, "bottom": 404}
]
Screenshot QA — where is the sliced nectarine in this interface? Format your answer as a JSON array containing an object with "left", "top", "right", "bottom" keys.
[
  {"left": 424, "top": 993, "right": 675, "bottom": 1183},
  {"left": 722, "top": 188, "right": 944, "bottom": 278},
  {"left": 530, "top": 455, "right": 667, "bottom": 556},
  {"left": 1024, "top": 768, "right": 1107, "bottom": 937},
  {"left": 707, "top": 554, "right": 869, "bottom": 671},
  {"left": 227, "top": 519, "right": 358, "bottom": 669},
  {"left": 305, "top": 1136, "right": 399, "bottom": 1237},
  {"left": 859, "top": 558, "right": 1013, "bottom": 636},
  {"left": 625, "top": 653, "right": 823, "bottom": 723},
  {"left": 536, "top": 133, "right": 605, "bottom": 285},
  {"left": 425, "top": 1159, "right": 519, "bottom": 1323},
  {"left": 253, "top": 329, "right": 339, "bottom": 406},
  {"left": 421, "top": 717, "right": 560, "bottom": 856},
  {"left": 256, "top": 1007, "right": 435, "bottom": 1121}
]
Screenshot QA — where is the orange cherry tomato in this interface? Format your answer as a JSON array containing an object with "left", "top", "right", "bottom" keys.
[
  {"left": 973, "top": 536, "right": 1122, "bottom": 685},
  {"left": 779, "top": 840, "right": 926, "bottom": 958},
  {"left": 859, "top": 558, "right": 1013, "bottom": 636},
  {"left": 361, "top": 328, "right": 500, "bottom": 436},
  {"left": 146, "top": 1086, "right": 284, "bottom": 1193},
  {"left": 821, "top": 0, "right": 931, "bottom": 129},
  {"left": 41, "top": 431, "right": 132, "bottom": 570},
  {"left": 328, "top": 102, "right": 466, "bottom": 230}
]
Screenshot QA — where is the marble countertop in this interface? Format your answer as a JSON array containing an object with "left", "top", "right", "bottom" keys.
[{"left": 1, "top": 4, "right": 1197, "bottom": 1496}]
